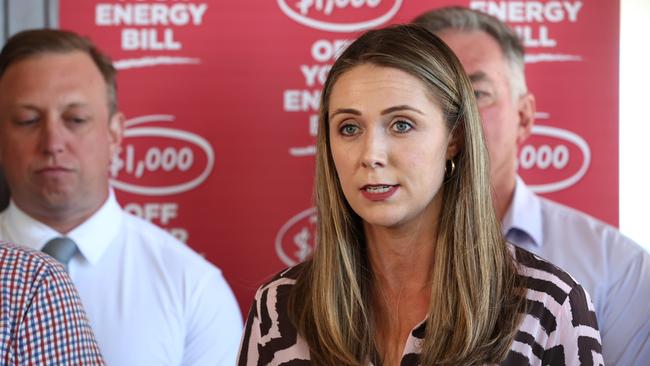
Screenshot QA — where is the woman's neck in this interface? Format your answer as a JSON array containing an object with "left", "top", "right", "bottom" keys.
[
  {"left": 365, "top": 218, "right": 437, "bottom": 292},
  {"left": 365, "top": 218, "right": 437, "bottom": 364}
]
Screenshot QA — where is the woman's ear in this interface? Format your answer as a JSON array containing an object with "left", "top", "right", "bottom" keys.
[{"left": 446, "top": 126, "right": 463, "bottom": 160}]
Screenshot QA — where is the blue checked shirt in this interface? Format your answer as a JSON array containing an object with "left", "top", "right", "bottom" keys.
[{"left": 0, "top": 242, "right": 104, "bottom": 365}]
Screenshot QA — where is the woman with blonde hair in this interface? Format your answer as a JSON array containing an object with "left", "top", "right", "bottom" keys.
[{"left": 238, "top": 24, "right": 602, "bottom": 365}]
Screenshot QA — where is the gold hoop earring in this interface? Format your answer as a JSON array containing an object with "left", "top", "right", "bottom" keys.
[{"left": 445, "top": 159, "right": 456, "bottom": 177}]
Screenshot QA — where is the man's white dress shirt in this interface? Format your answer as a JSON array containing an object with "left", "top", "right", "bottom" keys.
[
  {"left": 0, "top": 190, "right": 243, "bottom": 365},
  {"left": 503, "top": 177, "right": 650, "bottom": 366}
]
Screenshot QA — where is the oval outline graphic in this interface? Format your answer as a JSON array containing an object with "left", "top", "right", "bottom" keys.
[
  {"left": 526, "top": 125, "right": 591, "bottom": 194},
  {"left": 277, "top": 0, "right": 402, "bottom": 33},
  {"left": 275, "top": 207, "right": 317, "bottom": 266},
  {"left": 111, "top": 126, "right": 215, "bottom": 196}
]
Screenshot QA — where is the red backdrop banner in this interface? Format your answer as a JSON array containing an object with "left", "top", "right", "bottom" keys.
[{"left": 59, "top": 0, "right": 619, "bottom": 309}]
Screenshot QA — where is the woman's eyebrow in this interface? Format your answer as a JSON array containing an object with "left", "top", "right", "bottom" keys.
[
  {"left": 330, "top": 108, "right": 361, "bottom": 118},
  {"left": 330, "top": 105, "right": 425, "bottom": 118},
  {"left": 381, "top": 105, "right": 424, "bottom": 115}
]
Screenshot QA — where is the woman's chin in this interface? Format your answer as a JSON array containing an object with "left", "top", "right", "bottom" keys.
[{"left": 360, "top": 213, "right": 408, "bottom": 230}]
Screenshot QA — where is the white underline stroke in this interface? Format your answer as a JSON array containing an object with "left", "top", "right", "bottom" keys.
[
  {"left": 525, "top": 53, "right": 583, "bottom": 64},
  {"left": 114, "top": 56, "right": 201, "bottom": 70},
  {"left": 289, "top": 145, "right": 316, "bottom": 157}
]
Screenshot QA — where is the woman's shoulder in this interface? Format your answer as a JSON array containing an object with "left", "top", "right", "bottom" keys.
[
  {"left": 510, "top": 244, "right": 597, "bottom": 320},
  {"left": 239, "top": 264, "right": 310, "bottom": 364},
  {"left": 505, "top": 244, "right": 603, "bottom": 365},
  {"left": 510, "top": 244, "right": 588, "bottom": 306},
  {"left": 255, "top": 263, "right": 305, "bottom": 295},
  {"left": 249, "top": 263, "right": 308, "bottom": 315}
]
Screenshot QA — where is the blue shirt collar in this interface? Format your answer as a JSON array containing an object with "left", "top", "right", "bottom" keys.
[{"left": 502, "top": 176, "right": 543, "bottom": 247}]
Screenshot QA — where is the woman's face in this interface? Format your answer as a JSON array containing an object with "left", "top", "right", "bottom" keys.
[{"left": 328, "top": 64, "right": 457, "bottom": 230}]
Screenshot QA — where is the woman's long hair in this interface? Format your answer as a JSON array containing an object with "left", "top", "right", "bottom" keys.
[{"left": 288, "top": 24, "right": 525, "bottom": 365}]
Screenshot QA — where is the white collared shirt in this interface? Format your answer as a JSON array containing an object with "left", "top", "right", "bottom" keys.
[
  {"left": 503, "top": 176, "right": 650, "bottom": 366},
  {"left": 0, "top": 190, "right": 243, "bottom": 366}
]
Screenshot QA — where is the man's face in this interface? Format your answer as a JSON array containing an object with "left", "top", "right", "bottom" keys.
[
  {"left": 0, "top": 51, "right": 123, "bottom": 225},
  {"left": 437, "top": 30, "right": 534, "bottom": 196}
]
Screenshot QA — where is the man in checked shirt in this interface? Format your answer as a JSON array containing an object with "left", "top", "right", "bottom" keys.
[{"left": 0, "top": 242, "right": 104, "bottom": 365}]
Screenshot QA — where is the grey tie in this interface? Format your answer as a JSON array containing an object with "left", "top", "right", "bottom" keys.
[{"left": 42, "top": 237, "right": 77, "bottom": 271}]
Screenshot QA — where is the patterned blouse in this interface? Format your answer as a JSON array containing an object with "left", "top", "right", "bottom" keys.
[{"left": 238, "top": 245, "right": 603, "bottom": 365}]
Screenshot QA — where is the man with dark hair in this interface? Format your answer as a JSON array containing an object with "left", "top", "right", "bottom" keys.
[
  {"left": 414, "top": 7, "right": 649, "bottom": 366},
  {"left": 0, "top": 29, "right": 242, "bottom": 365},
  {"left": 0, "top": 242, "right": 104, "bottom": 365}
]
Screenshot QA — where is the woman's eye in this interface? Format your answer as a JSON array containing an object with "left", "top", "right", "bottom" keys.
[
  {"left": 392, "top": 120, "right": 413, "bottom": 133},
  {"left": 340, "top": 124, "right": 360, "bottom": 136}
]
